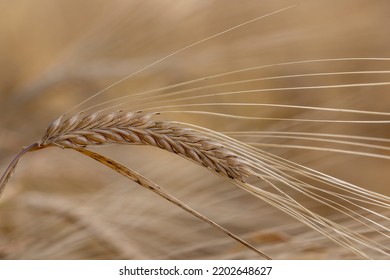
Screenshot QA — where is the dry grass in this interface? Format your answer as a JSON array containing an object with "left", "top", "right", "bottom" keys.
[{"left": 0, "top": 0, "right": 389, "bottom": 259}]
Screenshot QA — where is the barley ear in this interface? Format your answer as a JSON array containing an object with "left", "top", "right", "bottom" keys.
[
  {"left": 73, "top": 147, "right": 272, "bottom": 260},
  {"left": 0, "top": 143, "right": 41, "bottom": 197}
]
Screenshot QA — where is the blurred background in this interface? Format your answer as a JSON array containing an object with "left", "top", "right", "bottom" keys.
[{"left": 0, "top": 0, "right": 389, "bottom": 259}]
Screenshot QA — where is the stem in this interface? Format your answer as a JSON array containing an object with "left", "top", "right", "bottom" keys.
[
  {"left": 73, "top": 147, "right": 272, "bottom": 260},
  {"left": 0, "top": 142, "right": 41, "bottom": 197}
]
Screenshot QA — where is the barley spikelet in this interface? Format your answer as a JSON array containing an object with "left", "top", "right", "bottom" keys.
[{"left": 39, "top": 111, "right": 253, "bottom": 182}]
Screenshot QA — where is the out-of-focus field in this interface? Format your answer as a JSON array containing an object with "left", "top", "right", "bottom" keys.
[{"left": 0, "top": 0, "right": 389, "bottom": 259}]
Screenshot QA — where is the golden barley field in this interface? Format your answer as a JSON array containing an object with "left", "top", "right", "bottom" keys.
[{"left": 0, "top": 0, "right": 389, "bottom": 259}]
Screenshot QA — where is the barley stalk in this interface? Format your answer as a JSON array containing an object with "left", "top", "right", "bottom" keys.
[
  {"left": 73, "top": 147, "right": 271, "bottom": 259},
  {"left": 0, "top": 143, "right": 40, "bottom": 196}
]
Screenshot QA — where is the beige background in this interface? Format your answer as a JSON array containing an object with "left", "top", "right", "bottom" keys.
[{"left": 0, "top": 0, "right": 389, "bottom": 259}]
